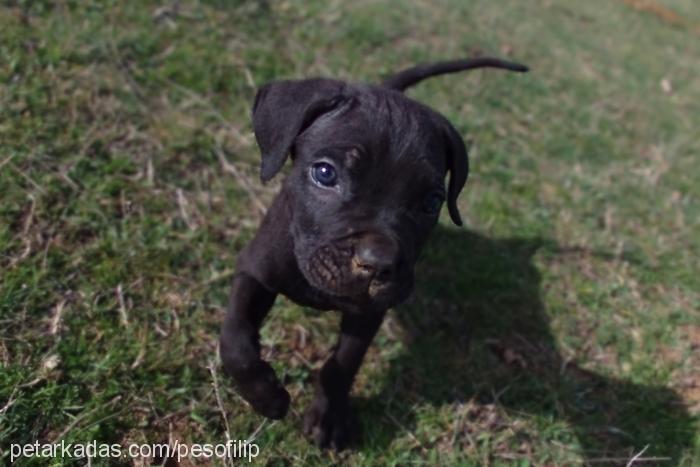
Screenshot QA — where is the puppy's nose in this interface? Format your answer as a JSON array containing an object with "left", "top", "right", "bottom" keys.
[{"left": 354, "top": 234, "right": 399, "bottom": 283}]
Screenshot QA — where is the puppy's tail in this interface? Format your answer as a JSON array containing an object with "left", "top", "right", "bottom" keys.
[{"left": 382, "top": 57, "right": 528, "bottom": 92}]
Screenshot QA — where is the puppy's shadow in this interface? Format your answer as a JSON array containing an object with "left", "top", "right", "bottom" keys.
[{"left": 358, "top": 226, "right": 694, "bottom": 463}]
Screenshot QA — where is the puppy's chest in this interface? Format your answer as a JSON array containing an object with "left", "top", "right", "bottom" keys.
[{"left": 279, "top": 277, "right": 367, "bottom": 314}]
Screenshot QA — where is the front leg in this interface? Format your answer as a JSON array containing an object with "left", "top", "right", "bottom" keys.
[
  {"left": 304, "top": 310, "right": 386, "bottom": 449},
  {"left": 219, "top": 272, "right": 290, "bottom": 419}
]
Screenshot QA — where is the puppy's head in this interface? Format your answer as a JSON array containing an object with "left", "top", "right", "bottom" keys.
[{"left": 251, "top": 78, "right": 468, "bottom": 310}]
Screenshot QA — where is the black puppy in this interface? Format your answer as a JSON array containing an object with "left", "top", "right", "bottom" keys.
[{"left": 219, "top": 57, "right": 528, "bottom": 449}]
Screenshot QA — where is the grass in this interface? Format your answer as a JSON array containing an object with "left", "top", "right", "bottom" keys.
[{"left": 1, "top": 0, "right": 699, "bottom": 465}]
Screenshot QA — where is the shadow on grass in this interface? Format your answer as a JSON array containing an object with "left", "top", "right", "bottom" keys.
[{"left": 358, "top": 226, "right": 694, "bottom": 463}]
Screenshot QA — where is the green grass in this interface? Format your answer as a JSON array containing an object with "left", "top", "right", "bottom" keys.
[{"left": 1, "top": 0, "right": 699, "bottom": 465}]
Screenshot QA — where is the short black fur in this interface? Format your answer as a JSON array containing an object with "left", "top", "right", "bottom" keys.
[{"left": 219, "top": 56, "right": 528, "bottom": 449}]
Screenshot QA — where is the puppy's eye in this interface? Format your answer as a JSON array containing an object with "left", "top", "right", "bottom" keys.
[
  {"left": 310, "top": 162, "right": 338, "bottom": 187},
  {"left": 422, "top": 192, "right": 444, "bottom": 215}
]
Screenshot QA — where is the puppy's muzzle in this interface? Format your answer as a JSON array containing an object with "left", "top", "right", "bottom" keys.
[{"left": 351, "top": 233, "right": 400, "bottom": 295}]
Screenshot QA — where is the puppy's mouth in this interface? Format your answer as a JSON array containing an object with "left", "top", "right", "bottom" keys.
[
  {"left": 350, "top": 256, "right": 395, "bottom": 298},
  {"left": 300, "top": 244, "right": 409, "bottom": 304}
]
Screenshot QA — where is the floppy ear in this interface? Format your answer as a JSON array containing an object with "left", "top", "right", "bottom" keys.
[
  {"left": 442, "top": 122, "right": 469, "bottom": 226},
  {"left": 252, "top": 78, "right": 346, "bottom": 182}
]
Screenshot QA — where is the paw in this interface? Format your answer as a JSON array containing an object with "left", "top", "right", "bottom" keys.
[
  {"left": 303, "top": 397, "right": 353, "bottom": 450},
  {"left": 226, "top": 360, "right": 290, "bottom": 419}
]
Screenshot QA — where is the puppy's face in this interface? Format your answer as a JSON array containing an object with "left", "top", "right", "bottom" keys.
[{"left": 253, "top": 80, "right": 468, "bottom": 310}]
